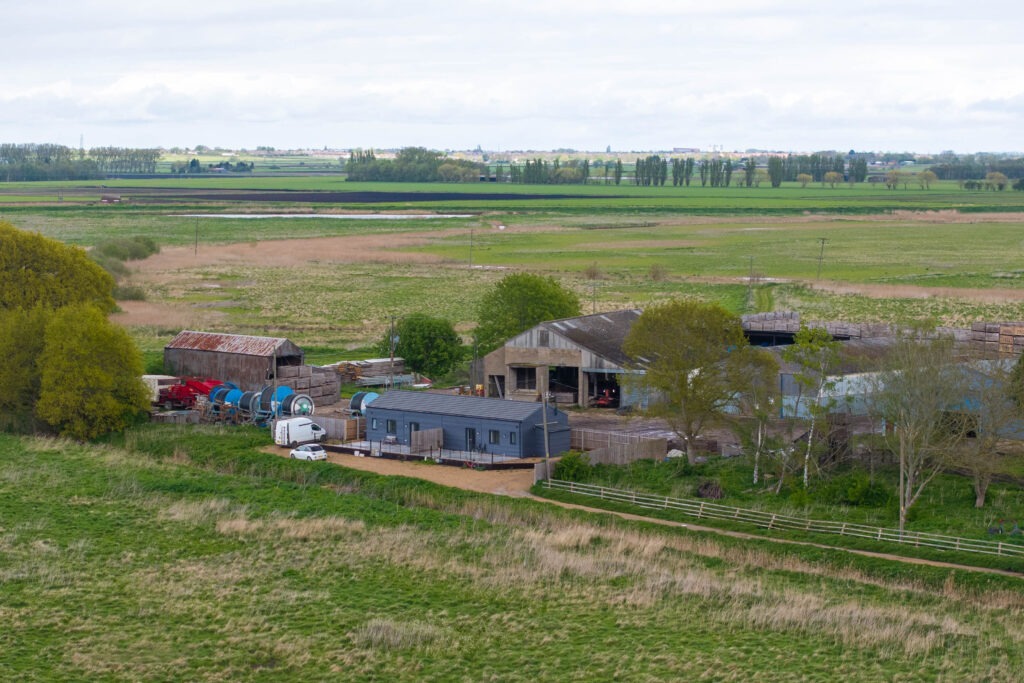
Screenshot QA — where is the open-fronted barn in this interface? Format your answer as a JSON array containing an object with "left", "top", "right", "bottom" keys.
[{"left": 481, "top": 309, "right": 646, "bottom": 409}]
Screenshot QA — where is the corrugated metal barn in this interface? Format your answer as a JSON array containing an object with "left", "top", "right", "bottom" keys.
[
  {"left": 365, "top": 391, "right": 570, "bottom": 458},
  {"left": 164, "top": 331, "right": 341, "bottom": 405},
  {"left": 164, "top": 330, "right": 304, "bottom": 389}
]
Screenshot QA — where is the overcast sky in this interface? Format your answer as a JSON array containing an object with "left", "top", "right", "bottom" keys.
[{"left": 3, "top": 1, "right": 1021, "bottom": 153}]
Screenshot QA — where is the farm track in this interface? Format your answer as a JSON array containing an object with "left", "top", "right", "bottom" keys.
[{"left": 275, "top": 447, "right": 1024, "bottom": 579}]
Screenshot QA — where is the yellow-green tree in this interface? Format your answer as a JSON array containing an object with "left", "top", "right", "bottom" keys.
[
  {"left": 35, "top": 305, "right": 149, "bottom": 440},
  {"left": 623, "top": 300, "right": 747, "bottom": 463},
  {"left": 0, "top": 221, "right": 115, "bottom": 312},
  {"left": 0, "top": 307, "right": 48, "bottom": 429}
]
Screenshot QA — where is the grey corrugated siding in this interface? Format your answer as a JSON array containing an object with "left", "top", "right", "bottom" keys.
[{"left": 365, "top": 393, "right": 570, "bottom": 458}]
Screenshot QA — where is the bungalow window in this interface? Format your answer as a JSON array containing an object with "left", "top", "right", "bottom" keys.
[
  {"left": 489, "top": 429, "right": 500, "bottom": 445},
  {"left": 371, "top": 418, "right": 379, "bottom": 430},
  {"left": 514, "top": 367, "right": 536, "bottom": 390},
  {"left": 538, "top": 330, "right": 550, "bottom": 347},
  {"left": 386, "top": 419, "right": 397, "bottom": 434},
  {"left": 509, "top": 432, "right": 517, "bottom": 445}
]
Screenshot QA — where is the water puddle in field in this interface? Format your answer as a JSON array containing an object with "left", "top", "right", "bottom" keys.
[{"left": 173, "top": 213, "right": 473, "bottom": 220}]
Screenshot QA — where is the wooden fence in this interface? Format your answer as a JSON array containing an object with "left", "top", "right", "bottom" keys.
[
  {"left": 411, "top": 428, "right": 443, "bottom": 454},
  {"left": 543, "top": 479, "right": 1024, "bottom": 560},
  {"left": 309, "top": 417, "right": 364, "bottom": 441},
  {"left": 570, "top": 428, "right": 666, "bottom": 465}
]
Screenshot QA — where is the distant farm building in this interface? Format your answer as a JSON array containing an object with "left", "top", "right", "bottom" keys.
[
  {"left": 365, "top": 391, "right": 570, "bottom": 458},
  {"left": 163, "top": 331, "right": 341, "bottom": 405}
]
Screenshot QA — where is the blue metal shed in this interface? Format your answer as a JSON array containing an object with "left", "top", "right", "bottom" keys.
[{"left": 364, "top": 391, "right": 570, "bottom": 458}]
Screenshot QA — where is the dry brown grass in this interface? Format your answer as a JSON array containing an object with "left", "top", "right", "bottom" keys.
[{"left": 349, "top": 618, "right": 447, "bottom": 651}]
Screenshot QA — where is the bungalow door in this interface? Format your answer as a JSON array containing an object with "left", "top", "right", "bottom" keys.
[{"left": 465, "top": 427, "right": 477, "bottom": 452}]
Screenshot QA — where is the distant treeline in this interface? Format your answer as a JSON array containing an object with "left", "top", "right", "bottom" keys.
[
  {"left": 1, "top": 143, "right": 160, "bottom": 181},
  {"left": 509, "top": 153, "right": 868, "bottom": 187},
  {"left": 345, "top": 147, "right": 483, "bottom": 182},
  {"left": 928, "top": 159, "right": 1024, "bottom": 181}
]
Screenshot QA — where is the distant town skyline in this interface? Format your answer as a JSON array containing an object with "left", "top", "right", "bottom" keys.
[{"left": 4, "top": 2, "right": 1021, "bottom": 154}]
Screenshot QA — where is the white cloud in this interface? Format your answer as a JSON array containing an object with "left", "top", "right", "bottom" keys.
[{"left": 2, "top": 2, "right": 1021, "bottom": 151}]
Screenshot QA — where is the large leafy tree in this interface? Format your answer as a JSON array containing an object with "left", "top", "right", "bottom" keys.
[
  {"left": 35, "top": 305, "right": 149, "bottom": 441},
  {"left": 378, "top": 314, "right": 464, "bottom": 379},
  {"left": 0, "top": 221, "right": 146, "bottom": 439},
  {"left": 0, "top": 221, "right": 115, "bottom": 312},
  {"left": 474, "top": 273, "right": 580, "bottom": 353},
  {"left": 623, "top": 300, "right": 747, "bottom": 463},
  {"left": 0, "top": 307, "right": 48, "bottom": 429}
]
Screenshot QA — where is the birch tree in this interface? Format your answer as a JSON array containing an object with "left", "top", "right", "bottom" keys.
[{"left": 782, "top": 326, "right": 840, "bottom": 489}]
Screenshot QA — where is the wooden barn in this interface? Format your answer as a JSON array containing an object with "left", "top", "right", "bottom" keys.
[
  {"left": 163, "top": 331, "right": 341, "bottom": 405},
  {"left": 365, "top": 391, "right": 570, "bottom": 458}
]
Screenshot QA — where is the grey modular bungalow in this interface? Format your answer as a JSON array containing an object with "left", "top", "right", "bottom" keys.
[{"left": 364, "top": 391, "right": 570, "bottom": 458}]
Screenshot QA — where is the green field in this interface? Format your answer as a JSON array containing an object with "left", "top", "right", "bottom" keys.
[
  {"left": 4, "top": 176, "right": 1024, "bottom": 354},
  {"left": 2, "top": 427, "right": 1022, "bottom": 681}
]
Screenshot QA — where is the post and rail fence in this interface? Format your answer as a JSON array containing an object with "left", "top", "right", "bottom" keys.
[{"left": 542, "top": 479, "right": 1024, "bottom": 559}]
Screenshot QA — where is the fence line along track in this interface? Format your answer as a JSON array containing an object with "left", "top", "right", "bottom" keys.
[{"left": 543, "top": 479, "right": 1024, "bottom": 559}]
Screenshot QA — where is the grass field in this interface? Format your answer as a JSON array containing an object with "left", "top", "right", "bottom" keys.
[
  {"left": 3, "top": 427, "right": 1023, "bottom": 681},
  {"left": 4, "top": 177, "right": 1024, "bottom": 353}
]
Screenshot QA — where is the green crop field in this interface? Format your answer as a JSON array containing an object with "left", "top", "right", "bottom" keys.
[{"left": 2, "top": 427, "right": 1022, "bottom": 681}]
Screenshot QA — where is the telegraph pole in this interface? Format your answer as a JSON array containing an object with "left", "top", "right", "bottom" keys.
[{"left": 816, "top": 238, "right": 828, "bottom": 280}]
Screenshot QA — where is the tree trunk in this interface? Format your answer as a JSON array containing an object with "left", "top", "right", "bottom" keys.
[
  {"left": 974, "top": 474, "right": 990, "bottom": 509},
  {"left": 685, "top": 436, "right": 697, "bottom": 466},
  {"left": 752, "top": 422, "right": 764, "bottom": 485},
  {"left": 803, "top": 415, "right": 815, "bottom": 489}
]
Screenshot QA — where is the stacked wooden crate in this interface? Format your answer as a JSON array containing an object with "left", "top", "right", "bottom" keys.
[{"left": 275, "top": 365, "right": 342, "bottom": 405}]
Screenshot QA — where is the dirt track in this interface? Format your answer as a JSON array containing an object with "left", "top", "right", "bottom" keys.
[{"left": 270, "top": 446, "right": 1022, "bottom": 579}]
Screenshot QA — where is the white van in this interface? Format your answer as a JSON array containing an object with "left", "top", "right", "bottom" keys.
[{"left": 275, "top": 418, "right": 326, "bottom": 447}]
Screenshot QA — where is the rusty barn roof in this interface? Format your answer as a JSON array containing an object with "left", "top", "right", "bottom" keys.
[{"left": 165, "top": 331, "right": 300, "bottom": 358}]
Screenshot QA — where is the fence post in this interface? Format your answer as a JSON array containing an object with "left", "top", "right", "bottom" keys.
[
  {"left": 768, "top": 514, "right": 776, "bottom": 530},
  {"left": 840, "top": 523, "right": 847, "bottom": 536},
  {"left": 697, "top": 502, "right": 705, "bottom": 519},
  {"left": 998, "top": 542, "right": 1003, "bottom": 557}
]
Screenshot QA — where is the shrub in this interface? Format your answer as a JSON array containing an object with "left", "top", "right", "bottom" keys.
[
  {"left": 815, "top": 471, "right": 891, "bottom": 507},
  {"left": 113, "top": 285, "right": 146, "bottom": 301},
  {"left": 553, "top": 451, "right": 591, "bottom": 480}
]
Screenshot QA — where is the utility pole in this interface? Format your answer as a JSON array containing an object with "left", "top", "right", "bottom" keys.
[
  {"left": 747, "top": 255, "right": 754, "bottom": 308},
  {"left": 194, "top": 217, "right": 199, "bottom": 257},
  {"left": 469, "top": 228, "right": 474, "bottom": 269},
  {"left": 541, "top": 391, "right": 552, "bottom": 482},
  {"left": 816, "top": 238, "right": 828, "bottom": 281},
  {"left": 388, "top": 316, "right": 397, "bottom": 390}
]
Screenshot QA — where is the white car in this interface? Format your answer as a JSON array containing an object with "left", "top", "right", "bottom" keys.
[{"left": 289, "top": 444, "right": 328, "bottom": 461}]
